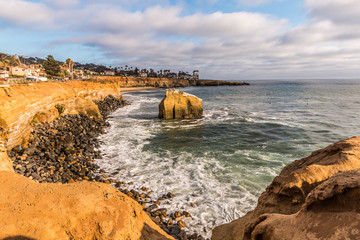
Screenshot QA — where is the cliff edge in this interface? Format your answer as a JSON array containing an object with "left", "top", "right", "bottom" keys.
[
  {"left": 212, "top": 136, "right": 360, "bottom": 240},
  {"left": 88, "top": 76, "right": 249, "bottom": 88}
]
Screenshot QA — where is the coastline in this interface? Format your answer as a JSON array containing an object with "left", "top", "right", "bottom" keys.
[
  {"left": 1, "top": 81, "right": 226, "bottom": 239},
  {"left": 3, "top": 80, "right": 359, "bottom": 239},
  {"left": 9, "top": 94, "right": 201, "bottom": 239},
  {"left": 120, "top": 86, "right": 158, "bottom": 92}
]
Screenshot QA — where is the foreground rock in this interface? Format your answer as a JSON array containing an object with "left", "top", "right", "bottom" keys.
[
  {"left": 159, "top": 90, "right": 203, "bottom": 119},
  {"left": 212, "top": 136, "right": 360, "bottom": 240},
  {"left": 247, "top": 169, "right": 360, "bottom": 239},
  {"left": 0, "top": 171, "right": 173, "bottom": 240}
]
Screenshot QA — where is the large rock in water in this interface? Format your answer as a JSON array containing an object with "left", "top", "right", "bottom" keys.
[
  {"left": 0, "top": 171, "right": 173, "bottom": 240},
  {"left": 159, "top": 89, "right": 203, "bottom": 119},
  {"left": 212, "top": 136, "right": 360, "bottom": 240}
]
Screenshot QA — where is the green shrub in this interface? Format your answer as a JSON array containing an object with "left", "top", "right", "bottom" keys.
[{"left": 55, "top": 104, "right": 65, "bottom": 115}]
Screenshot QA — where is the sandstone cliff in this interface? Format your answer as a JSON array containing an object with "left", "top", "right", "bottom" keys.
[
  {"left": 159, "top": 89, "right": 203, "bottom": 119},
  {"left": 212, "top": 136, "right": 360, "bottom": 240},
  {"left": 0, "top": 171, "right": 172, "bottom": 240},
  {"left": 0, "top": 81, "right": 122, "bottom": 151},
  {"left": 89, "top": 76, "right": 248, "bottom": 88}
]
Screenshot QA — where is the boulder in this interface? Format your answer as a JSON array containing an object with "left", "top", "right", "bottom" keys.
[
  {"left": 159, "top": 90, "right": 203, "bottom": 119},
  {"left": 212, "top": 136, "right": 360, "bottom": 240},
  {"left": 247, "top": 170, "right": 360, "bottom": 240},
  {"left": 0, "top": 171, "right": 173, "bottom": 240}
]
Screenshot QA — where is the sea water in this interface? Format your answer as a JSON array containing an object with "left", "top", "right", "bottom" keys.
[{"left": 95, "top": 79, "right": 360, "bottom": 237}]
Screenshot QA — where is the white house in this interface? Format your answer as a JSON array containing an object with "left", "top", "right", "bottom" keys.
[
  {"left": 104, "top": 70, "right": 115, "bottom": 76},
  {"left": 0, "top": 70, "right": 9, "bottom": 79}
]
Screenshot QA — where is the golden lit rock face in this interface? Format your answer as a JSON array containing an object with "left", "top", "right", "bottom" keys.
[
  {"left": 0, "top": 81, "right": 122, "bottom": 150},
  {"left": 158, "top": 89, "right": 203, "bottom": 119},
  {"left": 0, "top": 171, "right": 173, "bottom": 240},
  {"left": 0, "top": 138, "right": 12, "bottom": 171},
  {"left": 212, "top": 136, "right": 360, "bottom": 240}
]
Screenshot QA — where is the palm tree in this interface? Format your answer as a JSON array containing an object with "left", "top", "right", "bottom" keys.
[{"left": 66, "top": 58, "right": 74, "bottom": 80}]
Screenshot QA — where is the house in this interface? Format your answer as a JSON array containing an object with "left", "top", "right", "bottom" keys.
[
  {"left": 73, "top": 69, "right": 84, "bottom": 78},
  {"left": 104, "top": 70, "right": 115, "bottom": 76},
  {"left": 140, "top": 69, "right": 148, "bottom": 77},
  {"left": 10, "top": 66, "right": 31, "bottom": 76},
  {"left": 193, "top": 70, "right": 199, "bottom": 80},
  {"left": 85, "top": 70, "right": 98, "bottom": 75},
  {"left": 0, "top": 70, "right": 9, "bottom": 79},
  {"left": 38, "top": 70, "right": 47, "bottom": 77}
]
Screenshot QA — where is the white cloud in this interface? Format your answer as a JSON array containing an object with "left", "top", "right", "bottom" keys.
[
  {"left": 305, "top": 0, "right": 360, "bottom": 25},
  {"left": 0, "top": 0, "right": 53, "bottom": 25},
  {"left": 42, "top": 0, "right": 80, "bottom": 8},
  {"left": 237, "top": 0, "right": 278, "bottom": 6},
  {"left": 2, "top": 0, "right": 360, "bottom": 79}
]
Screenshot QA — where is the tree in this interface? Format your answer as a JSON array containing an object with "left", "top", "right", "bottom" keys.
[
  {"left": 1, "top": 61, "right": 7, "bottom": 70},
  {"left": 62, "top": 62, "right": 69, "bottom": 77},
  {"left": 134, "top": 67, "right": 139, "bottom": 76},
  {"left": 43, "top": 55, "right": 61, "bottom": 77},
  {"left": 66, "top": 58, "right": 74, "bottom": 79}
]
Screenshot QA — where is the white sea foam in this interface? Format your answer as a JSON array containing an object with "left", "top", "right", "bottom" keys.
[
  {"left": 95, "top": 93, "right": 272, "bottom": 238},
  {"left": 95, "top": 84, "right": 346, "bottom": 238}
]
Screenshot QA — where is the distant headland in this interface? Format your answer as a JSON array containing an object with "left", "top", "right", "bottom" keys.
[{"left": 0, "top": 53, "right": 248, "bottom": 87}]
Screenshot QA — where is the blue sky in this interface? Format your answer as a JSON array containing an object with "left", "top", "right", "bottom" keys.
[{"left": 1, "top": 0, "right": 360, "bottom": 80}]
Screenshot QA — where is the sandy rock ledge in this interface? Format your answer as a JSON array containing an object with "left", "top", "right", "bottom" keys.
[{"left": 0, "top": 171, "right": 173, "bottom": 240}]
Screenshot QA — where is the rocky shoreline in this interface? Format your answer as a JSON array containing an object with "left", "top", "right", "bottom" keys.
[{"left": 9, "top": 94, "right": 205, "bottom": 240}]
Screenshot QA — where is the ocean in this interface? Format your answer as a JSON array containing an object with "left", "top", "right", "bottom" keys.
[{"left": 95, "top": 79, "right": 360, "bottom": 237}]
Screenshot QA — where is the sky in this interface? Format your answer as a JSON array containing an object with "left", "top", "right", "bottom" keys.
[{"left": 1, "top": 0, "right": 360, "bottom": 80}]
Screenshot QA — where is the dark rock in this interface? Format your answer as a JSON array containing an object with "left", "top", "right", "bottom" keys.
[
  {"left": 145, "top": 204, "right": 158, "bottom": 212},
  {"left": 169, "top": 225, "right": 181, "bottom": 236}
]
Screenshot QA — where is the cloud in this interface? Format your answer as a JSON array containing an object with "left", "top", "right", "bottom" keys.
[
  {"left": 305, "top": 0, "right": 360, "bottom": 25},
  {"left": 237, "top": 0, "right": 278, "bottom": 6},
  {"left": 42, "top": 0, "right": 80, "bottom": 8},
  {"left": 1, "top": 0, "right": 360, "bottom": 79},
  {"left": 0, "top": 0, "right": 53, "bottom": 25}
]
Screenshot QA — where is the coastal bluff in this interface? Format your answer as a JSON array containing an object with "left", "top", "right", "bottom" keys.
[
  {"left": 0, "top": 80, "right": 123, "bottom": 152},
  {"left": 0, "top": 81, "right": 174, "bottom": 240},
  {"left": 212, "top": 136, "right": 360, "bottom": 240},
  {"left": 159, "top": 89, "right": 203, "bottom": 119},
  {"left": 89, "top": 76, "right": 249, "bottom": 88}
]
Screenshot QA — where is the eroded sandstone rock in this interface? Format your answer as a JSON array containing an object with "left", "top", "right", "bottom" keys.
[
  {"left": 159, "top": 89, "right": 203, "bottom": 119},
  {"left": 0, "top": 138, "right": 12, "bottom": 171},
  {"left": 212, "top": 136, "right": 360, "bottom": 240},
  {"left": 248, "top": 170, "right": 360, "bottom": 240},
  {"left": 0, "top": 171, "right": 173, "bottom": 240},
  {"left": 0, "top": 81, "right": 122, "bottom": 150}
]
